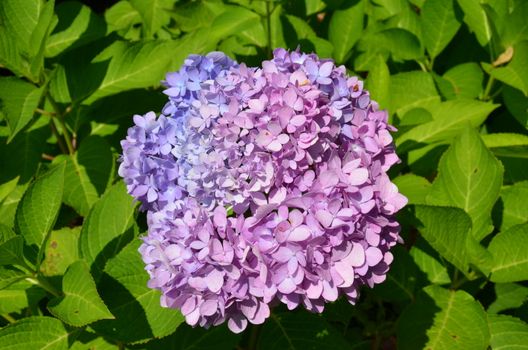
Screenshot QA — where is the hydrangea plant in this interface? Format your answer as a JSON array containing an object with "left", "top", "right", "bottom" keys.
[
  {"left": 1, "top": 0, "right": 528, "bottom": 349},
  {"left": 119, "top": 49, "right": 406, "bottom": 332}
]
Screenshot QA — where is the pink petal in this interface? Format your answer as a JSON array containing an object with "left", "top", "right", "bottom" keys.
[
  {"left": 269, "top": 187, "right": 287, "bottom": 204},
  {"left": 334, "top": 261, "right": 355, "bottom": 288},
  {"left": 288, "top": 225, "right": 311, "bottom": 242},
  {"left": 248, "top": 99, "right": 265, "bottom": 113},
  {"left": 206, "top": 269, "right": 224, "bottom": 293},
  {"left": 181, "top": 296, "right": 197, "bottom": 315},
  {"left": 185, "top": 308, "right": 200, "bottom": 326},
  {"left": 288, "top": 209, "right": 304, "bottom": 227},
  {"left": 305, "top": 280, "right": 323, "bottom": 299},
  {"left": 199, "top": 299, "right": 218, "bottom": 316},
  {"left": 365, "top": 247, "right": 383, "bottom": 266},
  {"left": 278, "top": 107, "right": 294, "bottom": 128},
  {"left": 276, "top": 134, "right": 290, "bottom": 144},
  {"left": 228, "top": 315, "right": 248, "bottom": 333},
  {"left": 252, "top": 301, "right": 270, "bottom": 324},
  {"left": 267, "top": 140, "right": 283, "bottom": 152},
  {"left": 278, "top": 277, "right": 297, "bottom": 294},
  {"left": 348, "top": 168, "right": 369, "bottom": 186},
  {"left": 322, "top": 280, "right": 338, "bottom": 301},
  {"left": 213, "top": 207, "right": 227, "bottom": 227},
  {"left": 273, "top": 246, "right": 294, "bottom": 263},
  {"left": 319, "top": 61, "right": 334, "bottom": 77},
  {"left": 189, "top": 117, "right": 203, "bottom": 128},
  {"left": 315, "top": 210, "right": 334, "bottom": 228},
  {"left": 283, "top": 88, "right": 297, "bottom": 108},
  {"left": 347, "top": 243, "right": 366, "bottom": 267},
  {"left": 256, "top": 130, "right": 273, "bottom": 147},
  {"left": 290, "top": 114, "right": 306, "bottom": 126}
]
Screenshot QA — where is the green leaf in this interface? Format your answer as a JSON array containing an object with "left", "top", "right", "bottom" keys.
[
  {"left": 48, "top": 260, "right": 113, "bottom": 327},
  {"left": 84, "top": 40, "right": 176, "bottom": 103},
  {"left": 305, "top": 0, "right": 326, "bottom": 15},
  {"left": 171, "top": 1, "right": 225, "bottom": 32},
  {"left": 393, "top": 174, "right": 431, "bottom": 205},
  {"left": 92, "top": 239, "right": 184, "bottom": 344},
  {"left": 328, "top": 0, "right": 365, "bottom": 64},
  {"left": 144, "top": 324, "right": 242, "bottom": 350},
  {"left": 15, "top": 163, "right": 66, "bottom": 255},
  {"left": 410, "top": 243, "right": 451, "bottom": 285},
  {"left": 164, "top": 29, "right": 218, "bottom": 72},
  {"left": 70, "top": 330, "right": 119, "bottom": 350},
  {"left": 489, "top": 223, "right": 528, "bottom": 282},
  {"left": 0, "top": 316, "right": 70, "bottom": 350},
  {"left": 502, "top": 86, "right": 528, "bottom": 128},
  {"left": 45, "top": 1, "right": 106, "bottom": 57},
  {"left": 498, "top": 181, "right": 528, "bottom": 231},
  {"left": 367, "top": 28, "right": 423, "bottom": 61},
  {"left": 366, "top": 54, "right": 390, "bottom": 109},
  {"left": 130, "top": 0, "right": 173, "bottom": 38},
  {"left": 209, "top": 6, "right": 260, "bottom": 42},
  {"left": 0, "top": 267, "right": 29, "bottom": 290},
  {"left": 0, "top": 26, "right": 30, "bottom": 78},
  {"left": 488, "top": 314, "right": 528, "bottom": 349},
  {"left": 40, "top": 227, "right": 80, "bottom": 277},
  {"left": 27, "top": 0, "right": 57, "bottom": 81},
  {"left": 0, "top": 122, "right": 50, "bottom": 184},
  {"left": 456, "top": 0, "right": 492, "bottom": 46},
  {"left": 442, "top": 63, "right": 484, "bottom": 99},
  {"left": 389, "top": 71, "right": 440, "bottom": 116},
  {"left": 270, "top": 5, "right": 286, "bottom": 50},
  {"left": 285, "top": 15, "right": 316, "bottom": 39},
  {"left": 55, "top": 136, "right": 114, "bottom": 216},
  {"left": 426, "top": 127, "right": 503, "bottom": 240},
  {"left": 0, "top": 0, "right": 42, "bottom": 55},
  {"left": 105, "top": 1, "right": 141, "bottom": 33},
  {"left": 0, "top": 184, "right": 27, "bottom": 228},
  {"left": 482, "top": 133, "right": 528, "bottom": 159},
  {"left": 490, "top": 42, "right": 528, "bottom": 96},
  {"left": 501, "top": 0, "right": 528, "bottom": 46},
  {"left": 421, "top": 0, "right": 462, "bottom": 59},
  {"left": 0, "top": 77, "right": 43, "bottom": 141},
  {"left": 397, "top": 100, "right": 498, "bottom": 152},
  {"left": 238, "top": 22, "right": 267, "bottom": 48},
  {"left": 0, "top": 281, "right": 45, "bottom": 315},
  {"left": 0, "top": 176, "right": 19, "bottom": 203},
  {"left": 0, "top": 224, "right": 24, "bottom": 266},
  {"left": 398, "top": 286, "right": 489, "bottom": 350},
  {"left": 258, "top": 311, "right": 351, "bottom": 349},
  {"left": 488, "top": 283, "right": 528, "bottom": 314},
  {"left": 373, "top": 246, "right": 425, "bottom": 301},
  {"left": 415, "top": 205, "right": 476, "bottom": 274},
  {"left": 79, "top": 182, "right": 137, "bottom": 281}
]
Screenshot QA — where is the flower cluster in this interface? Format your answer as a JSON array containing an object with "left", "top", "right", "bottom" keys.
[{"left": 119, "top": 49, "right": 407, "bottom": 333}]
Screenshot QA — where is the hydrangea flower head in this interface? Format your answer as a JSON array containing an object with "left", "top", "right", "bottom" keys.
[{"left": 119, "top": 49, "right": 407, "bottom": 333}]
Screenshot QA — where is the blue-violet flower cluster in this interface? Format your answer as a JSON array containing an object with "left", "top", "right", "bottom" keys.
[{"left": 119, "top": 49, "right": 407, "bottom": 333}]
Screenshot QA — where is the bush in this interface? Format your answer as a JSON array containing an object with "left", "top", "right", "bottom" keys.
[{"left": 0, "top": 0, "right": 527, "bottom": 349}]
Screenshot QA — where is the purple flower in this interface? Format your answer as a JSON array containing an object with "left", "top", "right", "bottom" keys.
[{"left": 119, "top": 49, "right": 407, "bottom": 333}]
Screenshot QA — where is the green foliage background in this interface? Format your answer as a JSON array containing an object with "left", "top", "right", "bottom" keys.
[{"left": 0, "top": 0, "right": 528, "bottom": 349}]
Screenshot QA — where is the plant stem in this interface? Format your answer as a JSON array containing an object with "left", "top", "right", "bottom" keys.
[
  {"left": 427, "top": 56, "right": 435, "bottom": 71},
  {"left": 27, "top": 276, "right": 62, "bottom": 297},
  {"left": 481, "top": 76, "right": 495, "bottom": 101},
  {"left": 1, "top": 313, "right": 16, "bottom": 324},
  {"left": 248, "top": 323, "right": 262, "bottom": 350},
  {"left": 49, "top": 119, "right": 68, "bottom": 154},
  {"left": 265, "top": 0, "right": 273, "bottom": 58},
  {"left": 416, "top": 60, "right": 428, "bottom": 72},
  {"left": 35, "top": 108, "right": 55, "bottom": 116},
  {"left": 47, "top": 94, "right": 74, "bottom": 154}
]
